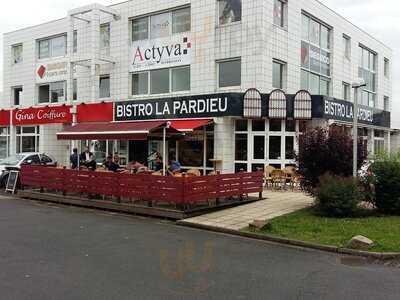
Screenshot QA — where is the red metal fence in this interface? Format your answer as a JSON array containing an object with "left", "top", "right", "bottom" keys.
[{"left": 20, "top": 166, "right": 263, "bottom": 205}]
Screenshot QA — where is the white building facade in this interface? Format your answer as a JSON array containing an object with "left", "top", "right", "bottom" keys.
[{"left": 1, "top": 0, "right": 394, "bottom": 173}]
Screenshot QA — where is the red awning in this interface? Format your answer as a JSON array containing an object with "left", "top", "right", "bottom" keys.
[
  {"left": 57, "top": 121, "right": 178, "bottom": 141},
  {"left": 169, "top": 119, "right": 212, "bottom": 132}
]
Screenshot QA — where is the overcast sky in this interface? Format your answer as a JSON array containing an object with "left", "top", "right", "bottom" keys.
[{"left": 0, "top": 0, "right": 399, "bottom": 127}]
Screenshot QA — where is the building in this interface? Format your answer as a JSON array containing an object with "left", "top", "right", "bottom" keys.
[{"left": 0, "top": 0, "right": 394, "bottom": 173}]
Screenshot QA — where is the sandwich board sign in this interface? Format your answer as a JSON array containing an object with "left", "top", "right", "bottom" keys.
[{"left": 6, "top": 171, "right": 19, "bottom": 194}]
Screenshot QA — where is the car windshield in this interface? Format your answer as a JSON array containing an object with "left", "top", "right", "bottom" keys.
[{"left": 0, "top": 154, "right": 26, "bottom": 166}]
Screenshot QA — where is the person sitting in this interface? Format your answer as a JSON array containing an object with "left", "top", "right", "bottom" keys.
[
  {"left": 127, "top": 160, "right": 148, "bottom": 174},
  {"left": 70, "top": 148, "right": 79, "bottom": 170},
  {"left": 168, "top": 160, "right": 182, "bottom": 175},
  {"left": 80, "top": 147, "right": 97, "bottom": 171},
  {"left": 104, "top": 155, "right": 120, "bottom": 173}
]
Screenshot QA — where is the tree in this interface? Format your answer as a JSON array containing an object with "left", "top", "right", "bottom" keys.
[{"left": 296, "top": 127, "right": 367, "bottom": 195}]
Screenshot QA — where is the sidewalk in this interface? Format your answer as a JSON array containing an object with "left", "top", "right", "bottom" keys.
[{"left": 180, "top": 191, "right": 313, "bottom": 230}]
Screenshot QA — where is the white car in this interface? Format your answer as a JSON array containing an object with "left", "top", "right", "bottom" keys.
[{"left": 0, "top": 153, "right": 57, "bottom": 187}]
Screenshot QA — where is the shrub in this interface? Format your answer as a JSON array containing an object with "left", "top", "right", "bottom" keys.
[
  {"left": 315, "top": 174, "right": 361, "bottom": 218},
  {"left": 296, "top": 127, "right": 367, "bottom": 195},
  {"left": 370, "top": 152, "right": 400, "bottom": 214}
]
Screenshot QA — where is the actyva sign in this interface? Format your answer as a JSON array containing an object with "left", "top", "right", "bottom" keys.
[{"left": 115, "top": 93, "right": 244, "bottom": 121}]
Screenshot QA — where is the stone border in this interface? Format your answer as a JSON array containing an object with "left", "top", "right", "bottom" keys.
[{"left": 177, "top": 221, "right": 400, "bottom": 260}]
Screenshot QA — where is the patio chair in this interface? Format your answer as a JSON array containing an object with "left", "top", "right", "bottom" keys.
[
  {"left": 187, "top": 169, "right": 201, "bottom": 177},
  {"left": 271, "top": 169, "right": 286, "bottom": 190},
  {"left": 283, "top": 166, "right": 296, "bottom": 190},
  {"left": 264, "top": 165, "right": 276, "bottom": 189}
]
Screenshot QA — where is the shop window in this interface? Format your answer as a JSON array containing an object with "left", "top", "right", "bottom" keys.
[
  {"left": 218, "top": 0, "right": 242, "bottom": 25},
  {"left": 218, "top": 59, "right": 241, "bottom": 88},
  {"left": 12, "top": 86, "right": 23, "bottom": 106},
  {"left": 0, "top": 127, "right": 10, "bottom": 159},
  {"left": 273, "top": 0, "right": 287, "bottom": 28},
  {"left": 252, "top": 164, "right": 264, "bottom": 172},
  {"left": 374, "top": 139, "right": 385, "bottom": 154},
  {"left": 132, "top": 17, "right": 149, "bottom": 41},
  {"left": 172, "top": 8, "right": 191, "bottom": 34},
  {"left": 38, "top": 81, "right": 66, "bottom": 104},
  {"left": 99, "top": 75, "right": 110, "bottom": 98},
  {"left": 273, "top": 60, "right": 285, "bottom": 89},
  {"left": 150, "top": 69, "right": 170, "bottom": 94},
  {"left": 73, "top": 79, "right": 78, "bottom": 101},
  {"left": 252, "top": 120, "right": 265, "bottom": 132},
  {"left": 269, "top": 136, "right": 282, "bottom": 160},
  {"left": 235, "top": 163, "right": 247, "bottom": 173},
  {"left": 285, "top": 136, "right": 295, "bottom": 159},
  {"left": 235, "top": 120, "right": 248, "bottom": 132},
  {"left": 269, "top": 120, "right": 282, "bottom": 132},
  {"left": 132, "top": 72, "right": 149, "bottom": 95},
  {"left": 73, "top": 30, "right": 78, "bottom": 53},
  {"left": 16, "top": 126, "right": 40, "bottom": 153},
  {"left": 253, "top": 136, "right": 265, "bottom": 160},
  {"left": 343, "top": 34, "right": 351, "bottom": 60},
  {"left": 151, "top": 13, "right": 170, "bottom": 39},
  {"left": 100, "top": 23, "right": 110, "bottom": 49},
  {"left": 171, "top": 67, "right": 190, "bottom": 92},
  {"left": 12, "top": 44, "right": 23, "bottom": 64},
  {"left": 38, "top": 35, "right": 67, "bottom": 59},
  {"left": 177, "top": 130, "right": 213, "bottom": 168},
  {"left": 235, "top": 134, "right": 248, "bottom": 161}
]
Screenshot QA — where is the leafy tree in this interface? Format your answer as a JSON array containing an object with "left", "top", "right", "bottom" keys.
[{"left": 296, "top": 127, "right": 367, "bottom": 195}]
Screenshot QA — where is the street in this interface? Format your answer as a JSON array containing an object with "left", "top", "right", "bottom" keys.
[{"left": 0, "top": 196, "right": 399, "bottom": 300}]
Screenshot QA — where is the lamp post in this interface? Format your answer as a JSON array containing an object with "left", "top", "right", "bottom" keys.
[{"left": 351, "top": 79, "right": 367, "bottom": 178}]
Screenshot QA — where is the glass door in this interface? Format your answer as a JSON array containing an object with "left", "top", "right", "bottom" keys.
[{"left": 250, "top": 134, "right": 267, "bottom": 172}]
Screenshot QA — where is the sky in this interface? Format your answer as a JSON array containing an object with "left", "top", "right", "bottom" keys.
[{"left": 0, "top": 0, "right": 399, "bottom": 127}]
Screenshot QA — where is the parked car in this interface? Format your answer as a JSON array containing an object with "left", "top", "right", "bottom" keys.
[{"left": 0, "top": 153, "right": 57, "bottom": 188}]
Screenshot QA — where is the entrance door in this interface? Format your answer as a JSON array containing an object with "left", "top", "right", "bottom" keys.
[
  {"left": 129, "top": 140, "right": 148, "bottom": 164},
  {"left": 250, "top": 134, "right": 267, "bottom": 172}
]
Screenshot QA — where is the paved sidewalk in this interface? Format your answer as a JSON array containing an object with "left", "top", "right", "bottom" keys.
[{"left": 181, "top": 191, "right": 313, "bottom": 230}]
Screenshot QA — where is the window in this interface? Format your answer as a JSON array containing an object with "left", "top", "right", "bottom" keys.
[
  {"left": 100, "top": 23, "right": 110, "bottom": 49},
  {"left": 73, "top": 79, "right": 78, "bottom": 101},
  {"left": 218, "top": 0, "right": 242, "bottom": 25},
  {"left": 131, "top": 66, "right": 190, "bottom": 95},
  {"left": 99, "top": 75, "right": 110, "bottom": 98},
  {"left": 132, "top": 7, "right": 190, "bottom": 41},
  {"left": 73, "top": 30, "right": 78, "bottom": 53},
  {"left": 384, "top": 58, "right": 390, "bottom": 78},
  {"left": 343, "top": 35, "right": 351, "bottom": 60},
  {"left": 12, "top": 44, "right": 23, "bottom": 64},
  {"left": 384, "top": 96, "right": 390, "bottom": 111},
  {"left": 301, "top": 14, "right": 331, "bottom": 95},
  {"left": 269, "top": 136, "right": 282, "bottom": 160},
  {"left": 342, "top": 82, "right": 350, "bottom": 101},
  {"left": 38, "top": 35, "right": 66, "bottom": 59},
  {"left": 38, "top": 81, "right": 66, "bottom": 104},
  {"left": 359, "top": 46, "right": 376, "bottom": 107},
  {"left": 12, "top": 86, "right": 23, "bottom": 106},
  {"left": 0, "top": 127, "right": 10, "bottom": 159},
  {"left": 235, "top": 134, "right": 247, "bottom": 161},
  {"left": 218, "top": 59, "right": 241, "bottom": 88},
  {"left": 16, "top": 126, "right": 40, "bottom": 153},
  {"left": 273, "top": 0, "right": 287, "bottom": 28},
  {"left": 272, "top": 60, "right": 285, "bottom": 89}
]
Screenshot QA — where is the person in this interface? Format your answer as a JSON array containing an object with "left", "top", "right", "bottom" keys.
[
  {"left": 70, "top": 148, "right": 79, "bottom": 170},
  {"left": 127, "top": 160, "right": 148, "bottom": 173},
  {"left": 168, "top": 159, "right": 182, "bottom": 174},
  {"left": 80, "top": 147, "right": 96, "bottom": 171},
  {"left": 113, "top": 152, "right": 120, "bottom": 164},
  {"left": 104, "top": 155, "right": 120, "bottom": 173},
  {"left": 148, "top": 150, "right": 163, "bottom": 172}
]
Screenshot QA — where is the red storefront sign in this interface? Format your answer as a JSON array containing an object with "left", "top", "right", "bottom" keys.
[
  {"left": 0, "top": 110, "right": 11, "bottom": 126},
  {"left": 13, "top": 106, "right": 72, "bottom": 125},
  {"left": 77, "top": 102, "right": 113, "bottom": 123}
]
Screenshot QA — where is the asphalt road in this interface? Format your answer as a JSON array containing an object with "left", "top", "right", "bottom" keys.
[{"left": 0, "top": 196, "right": 399, "bottom": 300}]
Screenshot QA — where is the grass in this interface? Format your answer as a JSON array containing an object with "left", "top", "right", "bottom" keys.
[{"left": 246, "top": 208, "right": 400, "bottom": 253}]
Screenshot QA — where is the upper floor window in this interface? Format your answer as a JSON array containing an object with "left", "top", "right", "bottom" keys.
[
  {"left": 99, "top": 75, "right": 110, "bottom": 98},
  {"left": 132, "top": 7, "right": 191, "bottom": 42},
  {"left": 384, "top": 96, "right": 390, "bottom": 111},
  {"left": 100, "top": 23, "right": 110, "bottom": 49},
  {"left": 273, "top": 60, "right": 286, "bottom": 89},
  {"left": 218, "top": 59, "right": 241, "bottom": 88},
  {"left": 12, "top": 86, "right": 23, "bottom": 106},
  {"left": 38, "top": 35, "right": 67, "bottom": 59},
  {"left": 384, "top": 58, "right": 390, "bottom": 78},
  {"left": 73, "top": 30, "right": 78, "bottom": 53},
  {"left": 358, "top": 46, "right": 376, "bottom": 107},
  {"left": 218, "top": 0, "right": 242, "bottom": 25},
  {"left": 38, "top": 81, "right": 66, "bottom": 104},
  {"left": 273, "top": 0, "right": 287, "bottom": 28},
  {"left": 342, "top": 82, "right": 350, "bottom": 101},
  {"left": 12, "top": 44, "right": 23, "bottom": 64},
  {"left": 343, "top": 34, "right": 351, "bottom": 60}
]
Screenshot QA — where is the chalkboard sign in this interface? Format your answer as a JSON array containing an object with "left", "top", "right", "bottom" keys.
[{"left": 6, "top": 171, "right": 19, "bottom": 194}]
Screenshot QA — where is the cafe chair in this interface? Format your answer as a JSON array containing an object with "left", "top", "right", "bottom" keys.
[
  {"left": 264, "top": 165, "right": 276, "bottom": 189},
  {"left": 187, "top": 169, "right": 201, "bottom": 177},
  {"left": 271, "top": 169, "right": 286, "bottom": 190}
]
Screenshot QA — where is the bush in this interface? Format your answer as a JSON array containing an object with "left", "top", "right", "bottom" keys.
[
  {"left": 370, "top": 152, "right": 400, "bottom": 214},
  {"left": 315, "top": 174, "right": 361, "bottom": 217},
  {"left": 296, "top": 127, "right": 367, "bottom": 195}
]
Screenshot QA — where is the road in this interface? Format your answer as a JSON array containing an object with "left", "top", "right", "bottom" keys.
[{"left": 0, "top": 196, "right": 399, "bottom": 300}]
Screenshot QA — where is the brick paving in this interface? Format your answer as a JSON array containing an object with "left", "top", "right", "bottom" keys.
[{"left": 181, "top": 191, "right": 313, "bottom": 230}]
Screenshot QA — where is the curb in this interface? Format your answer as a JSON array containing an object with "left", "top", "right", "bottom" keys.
[{"left": 177, "top": 221, "right": 400, "bottom": 261}]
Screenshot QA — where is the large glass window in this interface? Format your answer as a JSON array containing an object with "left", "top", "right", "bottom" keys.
[
  {"left": 132, "top": 17, "right": 149, "bottom": 41},
  {"left": 150, "top": 13, "right": 171, "bottom": 39},
  {"left": 150, "top": 69, "right": 170, "bottom": 94},
  {"left": 358, "top": 46, "right": 376, "bottom": 107},
  {"left": 12, "top": 44, "right": 23, "bottom": 64},
  {"left": 218, "top": 59, "right": 241, "bottom": 88},
  {"left": 253, "top": 136, "right": 265, "bottom": 160},
  {"left": 301, "top": 14, "right": 331, "bottom": 95},
  {"left": 38, "top": 35, "right": 66, "bottom": 59},
  {"left": 172, "top": 8, "right": 191, "bottom": 34},
  {"left": 269, "top": 136, "right": 281, "bottom": 160},
  {"left": 235, "top": 134, "right": 247, "bottom": 161},
  {"left": 16, "top": 126, "right": 40, "bottom": 153},
  {"left": 218, "top": 0, "right": 242, "bottom": 25},
  {"left": 38, "top": 81, "right": 66, "bottom": 104}
]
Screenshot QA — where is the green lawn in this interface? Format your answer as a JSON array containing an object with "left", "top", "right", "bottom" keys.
[{"left": 247, "top": 209, "right": 400, "bottom": 253}]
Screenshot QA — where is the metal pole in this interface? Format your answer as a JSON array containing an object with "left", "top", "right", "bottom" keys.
[
  {"left": 163, "top": 127, "right": 166, "bottom": 176},
  {"left": 203, "top": 126, "right": 207, "bottom": 176},
  {"left": 353, "top": 88, "right": 358, "bottom": 178}
]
